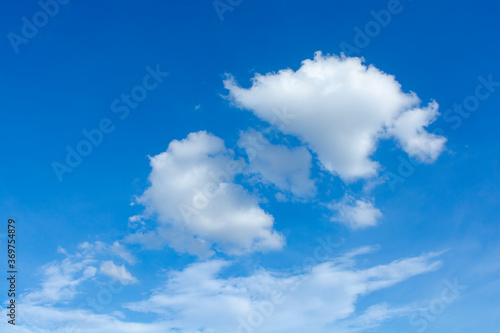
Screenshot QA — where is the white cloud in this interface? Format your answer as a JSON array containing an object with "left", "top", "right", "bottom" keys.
[
  {"left": 0, "top": 305, "right": 168, "bottom": 333},
  {"left": 334, "top": 303, "right": 412, "bottom": 333},
  {"left": 100, "top": 261, "right": 138, "bottom": 285},
  {"left": 22, "top": 257, "right": 97, "bottom": 305},
  {"left": 78, "top": 241, "right": 137, "bottom": 265},
  {"left": 109, "top": 241, "right": 137, "bottom": 265},
  {"left": 128, "top": 131, "right": 284, "bottom": 256},
  {"left": 122, "top": 250, "right": 441, "bottom": 333},
  {"left": 386, "top": 102, "right": 447, "bottom": 162},
  {"left": 238, "top": 128, "right": 316, "bottom": 200},
  {"left": 329, "top": 195, "right": 382, "bottom": 229},
  {"left": 22, "top": 243, "right": 137, "bottom": 307},
  {"left": 224, "top": 52, "right": 446, "bottom": 182}
]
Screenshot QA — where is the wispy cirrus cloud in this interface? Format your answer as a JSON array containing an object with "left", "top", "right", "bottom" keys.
[
  {"left": 21, "top": 241, "right": 137, "bottom": 307},
  {"left": 3, "top": 247, "right": 443, "bottom": 333},
  {"left": 22, "top": 257, "right": 98, "bottom": 306},
  {"left": 122, "top": 249, "right": 441, "bottom": 333},
  {"left": 78, "top": 241, "right": 137, "bottom": 265}
]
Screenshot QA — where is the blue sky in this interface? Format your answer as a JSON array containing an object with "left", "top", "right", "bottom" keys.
[{"left": 1, "top": 0, "right": 499, "bottom": 332}]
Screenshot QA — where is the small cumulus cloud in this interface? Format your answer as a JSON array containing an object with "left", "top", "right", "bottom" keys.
[
  {"left": 329, "top": 195, "right": 382, "bottom": 229},
  {"left": 100, "top": 260, "right": 138, "bottom": 285}
]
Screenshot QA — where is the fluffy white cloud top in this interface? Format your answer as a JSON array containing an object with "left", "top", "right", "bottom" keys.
[
  {"left": 238, "top": 128, "right": 316, "bottom": 200},
  {"left": 329, "top": 195, "right": 382, "bottom": 229},
  {"left": 128, "top": 131, "right": 284, "bottom": 257},
  {"left": 224, "top": 52, "right": 446, "bottom": 182}
]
